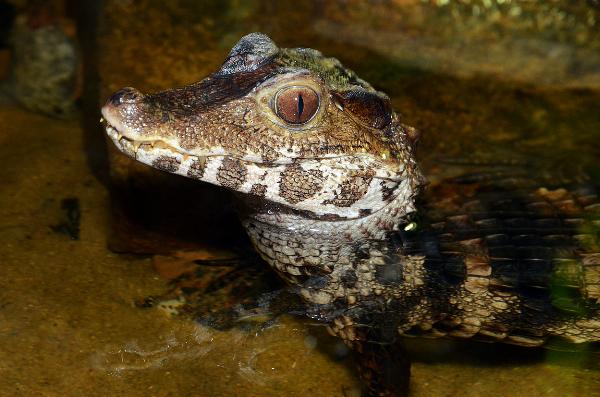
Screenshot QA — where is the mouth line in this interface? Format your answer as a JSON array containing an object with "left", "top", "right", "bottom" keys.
[{"left": 102, "top": 119, "right": 197, "bottom": 160}]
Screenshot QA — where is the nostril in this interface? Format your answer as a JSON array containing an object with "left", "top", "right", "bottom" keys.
[
  {"left": 107, "top": 87, "right": 141, "bottom": 106},
  {"left": 107, "top": 90, "right": 124, "bottom": 106}
]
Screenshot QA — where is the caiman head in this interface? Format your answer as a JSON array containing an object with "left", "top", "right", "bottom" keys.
[{"left": 102, "top": 33, "right": 424, "bottom": 281}]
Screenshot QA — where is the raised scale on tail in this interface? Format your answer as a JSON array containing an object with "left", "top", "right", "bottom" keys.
[{"left": 101, "top": 33, "right": 600, "bottom": 396}]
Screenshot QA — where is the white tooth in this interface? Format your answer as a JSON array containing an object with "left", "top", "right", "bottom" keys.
[
  {"left": 117, "top": 132, "right": 122, "bottom": 140},
  {"left": 99, "top": 117, "right": 104, "bottom": 123},
  {"left": 133, "top": 141, "right": 141, "bottom": 152}
]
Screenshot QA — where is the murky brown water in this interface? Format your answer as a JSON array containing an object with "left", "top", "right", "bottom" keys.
[{"left": 1, "top": 1, "right": 599, "bottom": 396}]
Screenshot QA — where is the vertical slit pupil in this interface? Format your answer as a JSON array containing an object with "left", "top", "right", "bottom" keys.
[{"left": 297, "top": 93, "right": 304, "bottom": 120}]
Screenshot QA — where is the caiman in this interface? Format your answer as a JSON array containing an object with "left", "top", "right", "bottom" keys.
[{"left": 101, "top": 33, "right": 600, "bottom": 396}]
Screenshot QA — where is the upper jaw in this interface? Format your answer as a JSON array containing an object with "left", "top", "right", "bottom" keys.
[
  {"left": 101, "top": 105, "right": 206, "bottom": 160},
  {"left": 101, "top": 103, "right": 407, "bottom": 184}
]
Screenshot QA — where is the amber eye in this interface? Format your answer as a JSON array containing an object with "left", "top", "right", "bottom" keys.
[{"left": 275, "top": 86, "right": 319, "bottom": 125}]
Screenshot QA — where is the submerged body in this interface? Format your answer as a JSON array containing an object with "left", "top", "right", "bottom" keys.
[{"left": 101, "top": 33, "right": 600, "bottom": 396}]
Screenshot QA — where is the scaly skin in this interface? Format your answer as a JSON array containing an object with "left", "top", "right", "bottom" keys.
[{"left": 102, "top": 33, "right": 600, "bottom": 396}]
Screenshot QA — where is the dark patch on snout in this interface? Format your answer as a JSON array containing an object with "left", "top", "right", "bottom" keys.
[
  {"left": 153, "top": 156, "right": 181, "bottom": 173},
  {"left": 217, "top": 158, "right": 248, "bottom": 189},
  {"left": 279, "top": 164, "right": 325, "bottom": 204}
]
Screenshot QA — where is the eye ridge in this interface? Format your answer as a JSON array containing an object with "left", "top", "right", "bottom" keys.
[{"left": 274, "top": 86, "right": 319, "bottom": 126}]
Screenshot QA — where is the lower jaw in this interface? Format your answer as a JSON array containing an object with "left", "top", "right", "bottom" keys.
[{"left": 104, "top": 123, "right": 188, "bottom": 159}]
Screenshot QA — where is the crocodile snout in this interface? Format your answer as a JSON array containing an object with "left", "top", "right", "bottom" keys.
[{"left": 101, "top": 87, "right": 149, "bottom": 138}]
